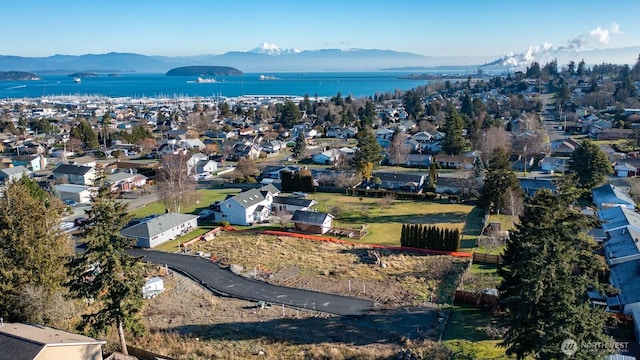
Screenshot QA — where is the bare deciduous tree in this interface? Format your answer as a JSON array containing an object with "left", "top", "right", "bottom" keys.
[
  {"left": 505, "top": 187, "right": 524, "bottom": 221},
  {"left": 388, "top": 132, "right": 409, "bottom": 166},
  {"left": 474, "top": 126, "right": 512, "bottom": 164},
  {"left": 234, "top": 157, "right": 258, "bottom": 178},
  {"left": 156, "top": 154, "right": 196, "bottom": 213}
]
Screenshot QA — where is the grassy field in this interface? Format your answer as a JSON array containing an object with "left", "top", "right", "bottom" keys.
[
  {"left": 309, "top": 193, "right": 481, "bottom": 246},
  {"left": 130, "top": 188, "right": 484, "bottom": 248},
  {"left": 442, "top": 305, "right": 514, "bottom": 359},
  {"left": 129, "top": 188, "right": 241, "bottom": 219}
]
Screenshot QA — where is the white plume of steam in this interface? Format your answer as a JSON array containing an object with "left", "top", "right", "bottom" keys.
[{"left": 483, "top": 22, "right": 622, "bottom": 68}]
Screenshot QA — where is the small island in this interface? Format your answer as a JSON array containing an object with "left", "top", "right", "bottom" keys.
[
  {"left": 69, "top": 72, "right": 98, "bottom": 78},
  {"left": 166, "top": 66, "right": 243, "bottom": 77},
  {"left": 0, "top": 71, "right": 41, "bottom": 81}
]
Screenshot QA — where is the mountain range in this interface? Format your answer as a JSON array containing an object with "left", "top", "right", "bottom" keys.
[{"left": 0, "top": 43, "right": 638, "bottom": 74}]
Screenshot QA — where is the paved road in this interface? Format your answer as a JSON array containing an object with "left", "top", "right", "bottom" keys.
[{"left": 130, "top": 249, "right": 375, "bottom": 316}]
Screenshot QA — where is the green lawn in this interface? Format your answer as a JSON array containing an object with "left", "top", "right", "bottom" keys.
[
  {"left": 128, "top": 189, "right": 484, "bottom": 248},
  {"left": 309, "top": 193, "right": 479, "bottom": 246},
  {"left": 129, "top": 188, "right": 241, "bottom": 219},
  {"left": 442, "top": 305, "right": 514, "bottom": 359}
]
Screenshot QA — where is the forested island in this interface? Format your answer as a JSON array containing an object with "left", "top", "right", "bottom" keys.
[
  {"left": 0, "top": 71, "right": 41, "bottom": 81},
  {"left": 68, "top": 72, "right": 98, "bottom": 78},
  {"left": 166, "top": 66, "right": 243, "bottom": 76}
]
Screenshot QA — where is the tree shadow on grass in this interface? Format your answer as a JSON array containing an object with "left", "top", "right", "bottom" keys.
[
  {"left": 160, "top": 306, "right": 440, "bottom": 346},
  {"left": 338, "top": 211, "right": 470, "bottom": 225}
]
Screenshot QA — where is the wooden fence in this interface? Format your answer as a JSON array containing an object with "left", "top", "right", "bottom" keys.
[
  {"left": 472, "top": 252, "right": 504, "bottom": 265},
  {"left": 454, "top": 290, "right": 498, "bottom": 308}
]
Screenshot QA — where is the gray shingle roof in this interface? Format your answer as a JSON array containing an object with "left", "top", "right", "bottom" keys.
[
  {"left": 53, "top": 163, "right": 94, "bottom": 175},
  {"left": 272, "top": 196, "right": 316, "bottom": 207},
  {"left": 230, "top": 188, "right": 266, "bottom": 208},
  {"left": 291, "top": 210, "right": 332, "bottom": 225},
  {"left": 121, "top": 213, "right": 198, "bottom": 240}
]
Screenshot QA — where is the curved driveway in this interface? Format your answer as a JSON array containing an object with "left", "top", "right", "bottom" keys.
[{"left": 130, "top": 249, "right": 375, "bottom": 316}]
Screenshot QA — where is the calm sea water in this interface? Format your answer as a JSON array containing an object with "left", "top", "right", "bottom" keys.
[{"left": 0, "top": 72, "right": 444, "bottom": 99}]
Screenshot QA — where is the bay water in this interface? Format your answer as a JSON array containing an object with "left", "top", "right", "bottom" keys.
[{"left": 0, "top": 71, "right": 448, "bottom": 99}]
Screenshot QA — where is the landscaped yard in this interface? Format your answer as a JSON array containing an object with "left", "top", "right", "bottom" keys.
[
  {"left": 129, "top": 188, "right": 241, "bottom": 219},
  {"left": 309, "top": 193, "right": 481, "bottom": 246}
]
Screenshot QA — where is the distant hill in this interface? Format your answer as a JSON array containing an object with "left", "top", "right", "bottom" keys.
[
  {"left": 0, "top": 71, "right": 40, "bottom": 81},
  {"left": 166, "top": 66, "right": 242, "bottom": 76},
  {"left": 0, "top": 44, "right": 637, "bottom": 73}
]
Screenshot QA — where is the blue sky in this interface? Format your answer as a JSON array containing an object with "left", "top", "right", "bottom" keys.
[{"left": 3, "top": 0, "right": 639, "bottom": 58}]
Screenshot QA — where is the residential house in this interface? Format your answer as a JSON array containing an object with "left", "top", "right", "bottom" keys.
[
  {"left": 550, "top": 138, "right": 581, "bottom": 157},
  {"left": 196, "top": 160, "right": 218, "bottom": 175},
  {"left": 211, "top": 185, "right": 280, "bottom": 225},
  {"left": 234, "top": 143, "right": 261, "bottom": 160},
  {"left": 615, "top": 162, "right": 638, "bottom": 177},
  {"left": 0, "top": 157, "right": 13, "bottom": 169},
  {"left": 0, "top": 166, "right": 31, "bottom": 184},
  {"left": 52, "top": 164, "right": 96, "bottom": 186},
  {"left": 373, "top": 171, "right": 426, "bottom": 192},
  {"left": 187, "top": 153, "right": 208, "bottom": 175},
  {"left": 592, "top": 183, "right": 636, "bottom": 210},
  {"left": 272, "top": 196, "right": 318, "bottom": 214},
  {"left": 106, "top": 171, "right": 148, "bottom": 192},
  {"left": 597, "top": 206, "right": 640, "bottom": 233},
  {"left": 607, "top": 259, "right": 640, "bottom": 314},
  {"left": 326, "top": 126, "right": 357, "bottom": 139},
  {"left": 0, "top": 322, "right": 105, "bottom": 360},
  {"left": 538, "top": 156, "right": 568, "bottom": 174},
  {"left": 434, "top": 172, "right": 480, "bottom": 195},
  {"left": 69, "top": 155, "right": 97, "bottom": 168},
  {"left": 433, "top": 154, "right": 476, "bottom": 170},
  {"left": 121, "top": 213, "right": 199, "bottom": 248},
  {"left": 260, "top": 165, "right": 300, "bottom": 180},
  {"left": 261, "top": 140, "right": 286, "bottom": 154},
  {"left": 404, "top": 153, "right": 432, "bottom": 168},
  {"left": 291, "top": 210, "right": 334, "bottom": 234},
  {"left": 597, "top": 128, "right": 634, "bottom": 141},
  {"left": 180, "top": 138, "right": 206, "bottom": 151},
  {"left": 518, "top": 178, "right": 557, "bottom": 197},
  {"left": 375, "top": 128, "right": 395, "bottom": 140},
  {"left": 312, "top": 148, "right": 341, "bottom": 165},
  {"left": 55, "top": 184, "right": 93, "bottom": 204},
  {"left": 603, "top": 226, "right": 640, "bottom": 266},
  {"left": 11, "top": 154, "right": 46, "bottom": 172}
]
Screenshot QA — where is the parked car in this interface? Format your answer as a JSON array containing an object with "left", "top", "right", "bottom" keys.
[{"left": 63, "top": 199, "right": 77, "bottom": 207}]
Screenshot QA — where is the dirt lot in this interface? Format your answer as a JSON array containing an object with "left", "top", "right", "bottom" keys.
[{"left": 133, "top": 232, "right": 468, "bottom": 359}]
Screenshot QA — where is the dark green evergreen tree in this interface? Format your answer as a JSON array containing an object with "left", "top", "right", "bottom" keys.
[
  {"left": 71, "top": 119, "right": 100, "bottom": 150},
  {"left": 478, "top": 147, "right": 523, "bottom": 214},
  {"left": 402, "top": 90, "right": 424, "bottom": 120},
  {"left": 442, "top": 105, "right": 466, "bottom": 155},
  {"left": 291, "top": 133, "right": 307, "bottom": 160},
  {"left": 499, "top": 189, "right": 610, "bottom": 359},
  {"left": 351, "top": 130, "right": 383, "bottom": 178},
  {"left": 0, "top": 177, "right": 71, "bottom": 322},
  {"left": 278, "top": 101, "right": 302, "bottom": 128},
  {"left": 67, "top": 174, "right": 145, "bottom": 355},
  {"left": 567, "top": 140, "right": 612, "bottom": 190}
]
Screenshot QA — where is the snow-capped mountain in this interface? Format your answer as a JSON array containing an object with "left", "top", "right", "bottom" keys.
[{"left": 248, "top": 42, "right": 301, "bottom": 55}]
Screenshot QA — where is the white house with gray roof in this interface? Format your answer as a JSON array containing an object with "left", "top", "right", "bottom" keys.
[
  {"left": 211, "top": 185, "right": 279, "bottom": 225},
  {"left": 0, "top": 165, "right": 31, "bottom": 184},
  {"left": 121, "top": 213, "right": 199, "bottom": 248}
]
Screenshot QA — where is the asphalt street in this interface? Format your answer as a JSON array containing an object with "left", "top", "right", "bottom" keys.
[{"left": 129, "top": 249, "right": 376, "bottom": 316}]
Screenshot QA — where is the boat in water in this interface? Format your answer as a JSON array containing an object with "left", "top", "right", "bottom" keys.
[
  {"left": 73, "top": 77, "right": 81, "bottom": 83},
  {"left": 259, "top": 74, "right": 277, "bottom": 80},
  {"left": 196, "top": 77, "right": 216, "bottom": 83}
]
